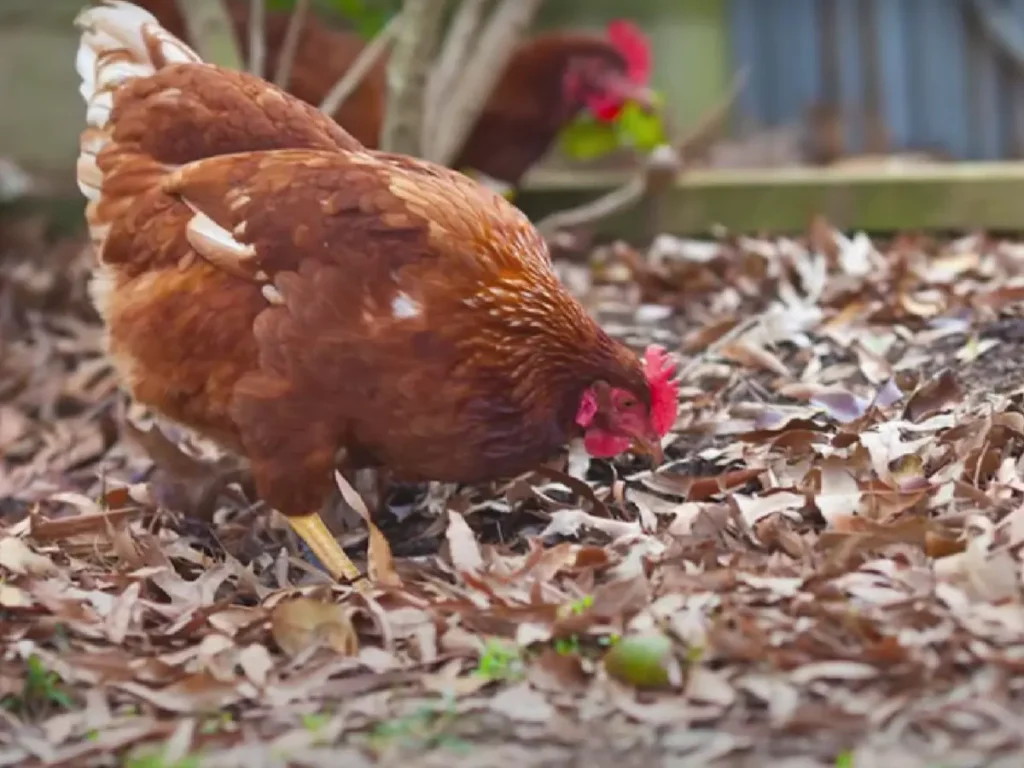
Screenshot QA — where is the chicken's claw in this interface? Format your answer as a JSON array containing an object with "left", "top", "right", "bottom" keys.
[{"left": 288, "top": 512, "right": 368, "bottom": 591}]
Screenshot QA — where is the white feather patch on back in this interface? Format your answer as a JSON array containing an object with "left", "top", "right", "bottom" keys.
[
  {"left": 391, "top": 292, "right": 421, "bottom": 319},
  {"left": 185, "top": 210, "right": 259, "bottom": 279}
]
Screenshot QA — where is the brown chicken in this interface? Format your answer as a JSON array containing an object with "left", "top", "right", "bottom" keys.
[
  {"left": 74, "top": 1, "right": 678, "bottom": 584},
  {"left": 129, "top": 0, "right": 655, "bottom": 193}
]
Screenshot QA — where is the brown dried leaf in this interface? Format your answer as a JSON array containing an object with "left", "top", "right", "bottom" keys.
[
  {"left": 335, "top": 470, "right": 400, "bottom": 588},
  {"left": 903, "top": 370, "right": 964, "bottom": 422},
  {"left": 446, "top": 510, "right": 483, "bottom": 575},
  {"left": 0, "top": 536, "right": 58, "bottom": 576},
  {"left": 270, "top": 597, "right": 358, "bottom": 658}
]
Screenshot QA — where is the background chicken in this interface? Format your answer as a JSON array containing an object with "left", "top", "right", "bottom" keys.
[
  {"left": 127, "top": 0, "right": 656, "bottom": 194},
  {"left": 74, "top": 1, "right": 678, "bottom": 584}
]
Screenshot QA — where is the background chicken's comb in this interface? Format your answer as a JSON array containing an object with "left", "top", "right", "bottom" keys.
[
  {"left": 642, "top": 345, "right": 679, "bottom": 435},
  {"left": 606, "top": 19, "right": 652, "bottom": 84}
]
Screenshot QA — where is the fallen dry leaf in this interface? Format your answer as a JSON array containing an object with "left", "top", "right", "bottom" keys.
[
  {"left": 0, "top": 536, "right": 59, "bottom": 576},
  {"left": 270, "top": 597, "right": 359, "bottom": 658}
]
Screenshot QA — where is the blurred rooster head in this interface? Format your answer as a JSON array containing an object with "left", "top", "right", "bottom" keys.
[{"left": 562, "top": 20, "right": 656, "bottom": 122}]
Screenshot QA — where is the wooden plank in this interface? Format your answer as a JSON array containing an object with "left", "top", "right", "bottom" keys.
[{"left": 516, "top": 162, "right": 1024, "bottom": 237}]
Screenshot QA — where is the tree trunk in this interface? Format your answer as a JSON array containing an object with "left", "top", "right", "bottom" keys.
[
  {"left": 173, "top": 0, "right": 243, "bottom": 70},
  {"left": 380, "top": 0, "right": 448, "bottom": 155}
]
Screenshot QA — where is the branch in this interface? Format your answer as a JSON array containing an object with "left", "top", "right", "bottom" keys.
[
  {"left": 535, "top": 68, "right": 750, "bottom": 239},
  {"left": 319, "top": 14, "right": 401, "bottom": 118},
  {"left": 380, "top": 0, "right": 449, "bottom": 155},
  {"left": 534, "top": 151, "right": 670, "bottom": 237},
  {"left": 248, "top": 0, "right": 266, "bottom": 78},
  {"left": 426, "top": 0, "right": 545, "bottom": 166},
  {"left": 273, "top": 0, "right": 309, "bottom": 89},
  {"left": 173, "top": 0, "right": 244, "bottom": 70},
  {"left": 424, "top": 0, "right": 490, "bottom": 147}
]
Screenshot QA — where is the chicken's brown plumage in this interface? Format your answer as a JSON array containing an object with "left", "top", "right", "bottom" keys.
[
  {"left": 75, "top": 1, "right": 674, "bottom": 584},
  {"left": 128, "top": 0, "right": 645, "bottom": 190}
]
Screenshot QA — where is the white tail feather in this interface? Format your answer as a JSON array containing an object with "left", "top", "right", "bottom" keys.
[
  {"left": 74, "top": 1, "right": 205, "bottom": 315},
  {"left": 75, "top": 1, "right": 201, "bottom": 127},
  {"left": 75, "top": 0, "right": 203, "bottom": 205}
]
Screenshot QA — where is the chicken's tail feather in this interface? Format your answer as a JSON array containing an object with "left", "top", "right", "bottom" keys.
[
  {"left": 75, "top": 0, "right": 200, "bottom": 133},
  {"left": 74, "top": 0, "right": 362, "bottom": 228},
  {"left": 74, "top": 1, "right": 198, "bottom": 202}
]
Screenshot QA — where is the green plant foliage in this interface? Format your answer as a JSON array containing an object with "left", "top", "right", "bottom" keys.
[
  {"left": 474, "top": 639, "right": 524, "bottom": 681},
  {"left": 616, "top": 100, "right": 668, "bottom": 151},
  {"left": 265, "top": 0, "right": 400, "bottom": 39},
  {"left": 559, "top": 97, "right": 669, "bottom": 161},
  {"left": 1, "top": 654, "right": 75, "bottom": 717},
  {"left": 558, "top": 115, "right": 622, "bottom": 161}
]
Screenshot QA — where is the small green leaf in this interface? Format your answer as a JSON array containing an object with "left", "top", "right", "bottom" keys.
[
  {"left": 558, "top": 117, "right": 621, "bottom": 161},
  {"left": 474, "top": 639, "right": 524, "bottom": 681},
  {"left": 302, "top": 712, "right": 330, "bottom": 732},
  {"left": 265, "top": 0, "right": 399, "bottom": 39},
  {"left": 553, "top": 635, "right": 581, "bottom": 655},
  {"left": 614, "top": 101, "right": 668, "bottom": 152},
  {"left": 328, "top": 0, "right": 398, "bottom": 38}
]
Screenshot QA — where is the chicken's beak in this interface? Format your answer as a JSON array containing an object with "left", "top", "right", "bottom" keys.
[{"left": 628, "top": 430, "right": 664, "bottom": 467}]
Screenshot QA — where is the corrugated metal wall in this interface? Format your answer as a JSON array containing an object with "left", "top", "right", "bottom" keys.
[{"left": 727, "top": 0, "right": 1024, "bottom": 161}]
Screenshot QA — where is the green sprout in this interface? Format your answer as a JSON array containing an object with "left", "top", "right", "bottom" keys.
[
  {"left": 369, "top": 696, "right": 468, "bottom": 756},
  {"left": 302, "top": 712, "right": 330, "bottom": 733},
  {"left": 553, "top": 635, "right": 581, "bottom": 656},
  {"left": 124, "top": 750, "right": 201, "bottom": 768},
  {"left": 1, "top": 655, "right": 75, "bottom": 717},
  {"left": 473, "top": 639, "right": 524, "bottom": 681},
  {"left": 199, "top": 711, "right": 234, "bottom": 734}
]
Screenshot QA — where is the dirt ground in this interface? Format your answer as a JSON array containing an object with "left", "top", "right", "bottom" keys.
[{"left": 5, "top": 221, "right": 1024, "bottom": 768}]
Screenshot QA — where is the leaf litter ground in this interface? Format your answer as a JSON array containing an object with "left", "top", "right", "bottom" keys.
[{"left": 5, "top": 218, "right": 1024, "bottom": 767}]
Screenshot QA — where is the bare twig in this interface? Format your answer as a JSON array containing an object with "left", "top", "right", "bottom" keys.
[
  {"left": 534, "top": 68, "right": 750, "bottom": 239},
  {"left": 318, "top": 15, "right": 401, "bottom": 118},
  {"left": 427, "top": 0, "right": 545, "bottom": 166},
  {"left": 173, "top": 0, "right": 243, "bottom": 69},
  {"left": 273, "top": 0, "right": 309, "bottom": 89},
  {"left": 248, "top": 0, "right": 266, "bottom": 78},
  {"left": 424, "top": 0, "right": 490, "bottom": 148},
  {"left": 534, "top": 152, "right": 671, "bottom": 238},
  {"left": 381, "top": 0, "right": 449, "bottom": 155}
]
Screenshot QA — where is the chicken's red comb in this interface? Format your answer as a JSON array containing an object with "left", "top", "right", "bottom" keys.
[
  {"left": 606, "top": 19, "right": 652, "bottom": 84},
  {"left": 642, "top": 344, "right": 679, "bottom": 436}
]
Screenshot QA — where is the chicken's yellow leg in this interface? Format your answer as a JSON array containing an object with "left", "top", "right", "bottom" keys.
[{"left": 288, "top": 512, "right": 366, "bottom": 588}]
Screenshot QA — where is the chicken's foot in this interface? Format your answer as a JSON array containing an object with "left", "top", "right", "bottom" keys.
[{"left": 288, "top": 512, "right": 368, "bottom": 590}]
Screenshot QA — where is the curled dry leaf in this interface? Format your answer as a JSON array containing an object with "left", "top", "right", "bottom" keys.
[
  {"left": 540, "top": 509, "right": 643, "bottom": 541},
  {"left": 334, "top": 470, "right": 400, "bottom": 588},
  {"left": 446, "top": 509, "right": 484, "bottom": 574},
  {"left": 270, "top": 597, "right": 359, "bottom": 658},
  {"left": 730, "top": 491, "right": 806, "bottom": 527},
  {"left": 903, "top": 370, "right": 965, "bottom": 422},
  {"left": 0, "top": 536, "right": 58, "bottom": 576}
]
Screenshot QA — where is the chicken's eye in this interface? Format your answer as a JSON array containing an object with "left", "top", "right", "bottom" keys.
[{"left": 618, "top": 395, "right": 637, "bottom": 409}]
